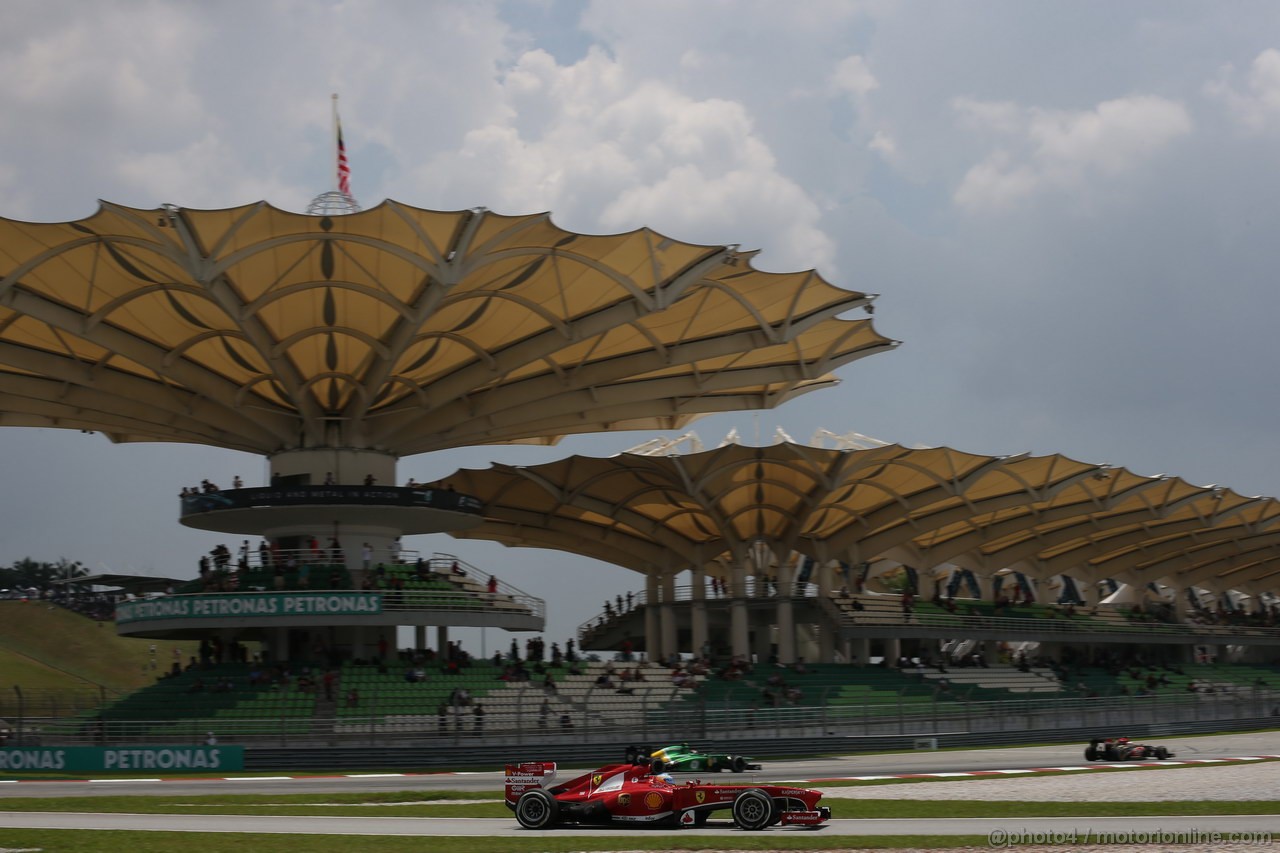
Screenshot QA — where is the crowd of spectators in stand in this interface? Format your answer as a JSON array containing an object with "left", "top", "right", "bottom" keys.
[
  {"left": 707, "top": 574, "right": 818, "bottom": 598},
  {"left": 180, "top": 478, "right": 233, "bottom": 497},
  {"left": 46, "top": 588, "right": 120, "bottom": 622},
  {"left": 1040, "top": 648, "right": 1199, "bottom": 698},
  {"left": 1187, "top": 601, "right": 1280, "bottom": 628}
]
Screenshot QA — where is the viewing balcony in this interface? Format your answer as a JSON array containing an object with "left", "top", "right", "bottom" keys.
[{"left": 179, "top": 485, "right": 484, "bottom": 535}]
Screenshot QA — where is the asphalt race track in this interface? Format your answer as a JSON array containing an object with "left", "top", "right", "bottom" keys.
[
  {"left": 2, "top": 730, "right": 1277, "bottom": 798},
  {"left": 1, "top": 811, "right": 1279, "bottom": 838},
  {"left": 0, "top": 732, "right": 1277, "bottom": 838}
]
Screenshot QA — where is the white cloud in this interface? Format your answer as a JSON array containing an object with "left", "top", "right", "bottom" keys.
[
  {"left": 412, "top": 45, "right": 836, "bottom": 272},
  {"left": 0, "top": 4, "right": 206, "bottom": 144},
  {"left": 830, "top": 55, "right": 878, "bottom": 99},
  {"left": 953, "top": 95, "right": 1192, "bottom": 212},
  {"left": 116, "top": 134, "right": 299, "bottom": 210},
  {"left": 868, "top": 130, "right": 897, "bottom": 158},
  {"left": 1205, "top": 48, "right": 1280, "bottom": 132},
  {"left": 952, "top": 97, "right": 1023, "bottom": 136}
]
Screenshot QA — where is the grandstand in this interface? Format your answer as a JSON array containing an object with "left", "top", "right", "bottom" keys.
[{"left": 5, "top": 187, "right": 1280, "bottom": 759}]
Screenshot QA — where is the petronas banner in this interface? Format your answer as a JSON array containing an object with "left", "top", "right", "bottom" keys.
[
  {"left": 116, "top": 592, "right": 382, "bottom": 624},
  {"left": 0, "top": 746, "right": 243, "bottom": 773}
]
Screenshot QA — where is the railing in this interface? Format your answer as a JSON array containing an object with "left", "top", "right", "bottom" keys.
[
  {"left": 189, "top": 546, "right": 430, "bottom": 576},
  {"left": 180, "top": 484, "right": 483, "bottom": 518},
  {"left": 162, "top": 552, "right": 540, "bottom": 613},
  {"left": 11, "top": 681, "right": 1277, "bottom": 749},
  {"left": 577, "top": 582, "right": 823, "bottom": 639},
  {"left": 115, "top": 587, "right": 545, "bottom": 625},
  {"left": 578, "top": 586, "right": 1280, "bottom": 645},
  {"left": 829, "top": 610, "right": 1280, "bottom": 641}
]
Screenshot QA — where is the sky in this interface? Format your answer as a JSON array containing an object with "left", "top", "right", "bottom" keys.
[{"left": 3, "top": 0, "right": 1280, "bottom": 654}]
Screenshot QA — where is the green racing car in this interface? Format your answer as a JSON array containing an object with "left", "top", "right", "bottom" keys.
[{"left": 624, "top": 743, "right": 761, "bottom": 773}]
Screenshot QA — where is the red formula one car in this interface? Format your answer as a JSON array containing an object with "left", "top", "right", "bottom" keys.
[
  {"left": 505, "top": 759, "right": 830, "bottom": 830},
  {"left": 1085, "top": 737, "right": 1175, "bottom": 761}
]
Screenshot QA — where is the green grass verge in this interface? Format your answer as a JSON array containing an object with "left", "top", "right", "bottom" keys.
[
  {"left": 0, "top": 601, "right": 181, "bottom": 692},
  {"left": 0, "top": 830, "right": 1005, "bottom": 852}
]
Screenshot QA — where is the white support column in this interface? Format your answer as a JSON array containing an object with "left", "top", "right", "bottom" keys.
[
  {"left": 436, "top": 625, "right": 449, "bottom": 658},
  {"left": 271, "top": 627, "right": 288, "bottom": 663},
  {"left": 690, "top": 566, "right": 708, "bottom": 658},
  {"left": 660, "top": 573, "right": 677, "bottom": 661},
  {"left": 730, "top": 559, "right": 749, "bottom": 659},
  {"left": 644, "top": 572, "right": 660, "bottom": 662},
  {"left": 775, "top": 557, "right": 796, "bottom": 665},
  {"left": 853, "top": 636, "right": 870, "bottom": 666},
  {"left": 753, "top": 622, "right": 773, "bottom": 663},
  {"left": 414, "top": 625, "right": 427, "bottom": 654},
  {"left": 816, "top": 558, "right": 835, "bottom": 596},
  {"left": 884, "top": 637, "right": 901, "bottom": 665},
  {"left": 818, "top": 621, "right": 835, "bottom": 663}
]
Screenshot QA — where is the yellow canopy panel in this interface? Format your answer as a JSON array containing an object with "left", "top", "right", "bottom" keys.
[{"left": 0, "top": 201, "right": 892, "bottom": 455}]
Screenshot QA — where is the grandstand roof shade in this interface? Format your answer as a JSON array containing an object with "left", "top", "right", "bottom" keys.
[
  {"left": 0, "top": 201, "right": 894, "bottom": 456},
  {"left": 437, "top": 441, "right": 1280, "bottom": 593},
  {"left": 51, "top": 572, "right": 185, "bottom": 594}
]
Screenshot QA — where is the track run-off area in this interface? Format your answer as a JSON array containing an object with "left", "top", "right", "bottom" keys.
[{"left": 0, "top": 731, "right": 1277, "bottom": 841}]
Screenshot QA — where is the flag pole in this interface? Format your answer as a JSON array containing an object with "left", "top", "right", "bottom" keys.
[{"left": 331, "top": 93, "right": 340, "bottom": 193}]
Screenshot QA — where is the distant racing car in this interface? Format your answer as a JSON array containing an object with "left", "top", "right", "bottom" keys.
[
  {"left": 1085, "top": 737, "right": 1175, "bottom": 761},
  {"left": 624, "top": 742, "right": 761, "bottom": 773},
  {"left": 505, "top": 759, "right": 828, "bottom": 830}
]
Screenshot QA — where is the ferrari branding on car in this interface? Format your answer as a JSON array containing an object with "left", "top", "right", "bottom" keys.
[
  {"left": 508, "top": 757, "right": 827, "bottom": 831},
  {"left": 504, "top": 774, "right": 543, "bottom": 785}
]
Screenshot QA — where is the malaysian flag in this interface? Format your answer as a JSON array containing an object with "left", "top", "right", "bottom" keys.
[{"left": 337, "top": 117, "right": 352, "bottom": 196}]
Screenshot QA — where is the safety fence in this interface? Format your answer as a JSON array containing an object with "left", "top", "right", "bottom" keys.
[{"left": 7, "top": 682, "right": 1276, "bottom": 752}]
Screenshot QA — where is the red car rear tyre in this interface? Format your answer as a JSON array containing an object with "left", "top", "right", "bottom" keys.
[{"left": 515, "top": 788, "right": 559, "bottom": 829}]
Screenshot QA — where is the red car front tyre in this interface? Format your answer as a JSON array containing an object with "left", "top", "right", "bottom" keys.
[{"left": 732, "top": 788, "right": 776, "bottom": 831}]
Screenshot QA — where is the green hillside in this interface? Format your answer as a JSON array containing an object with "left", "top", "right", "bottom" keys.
[{"left": 0, "top": 600, "right": 185, "bottom": 693}]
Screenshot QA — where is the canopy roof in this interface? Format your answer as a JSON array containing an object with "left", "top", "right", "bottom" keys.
[
  {"left": 438, "top": 441, "right": 1280, "bottom": 593},
  {"left": 0, "top": 201, "right": 894, "bottom": 456}
]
